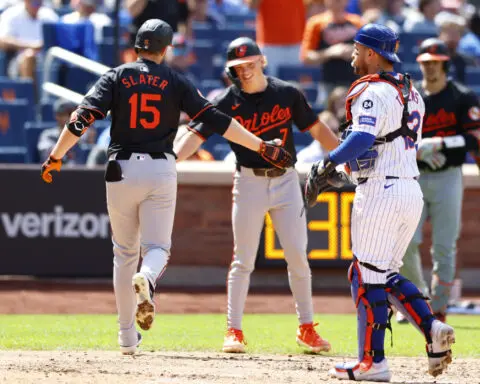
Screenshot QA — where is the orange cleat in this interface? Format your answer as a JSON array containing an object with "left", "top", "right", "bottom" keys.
[
  {"left": 223, "top": 327, "right": 246, "bottom": 353},
  {"left": 296, "top": 322, "right": 331, "bottom": 353}
]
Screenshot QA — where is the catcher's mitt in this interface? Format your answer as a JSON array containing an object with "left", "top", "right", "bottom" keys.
[
  {"left": 258, "top": 140, "right": 294, "bottom": 169},
  {"left": 304, "top": 160, "right": 350, "bottom": 208}
]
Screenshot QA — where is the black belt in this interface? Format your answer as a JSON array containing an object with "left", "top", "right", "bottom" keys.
[
  {"left": 357, "top": 176, "right": 399, "bottom": 185},
  {"left": 115, "top": 151, "right": 167, "bottom": 160},
  {"left": 236, "top": 164, "right": 287, "bottom": 178}
]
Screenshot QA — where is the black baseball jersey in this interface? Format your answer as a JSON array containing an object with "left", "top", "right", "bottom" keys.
[
  {"left": 416, "top": 79, "right": 480, "bottom": 170},
  {"left": 189, "top": 77, "right": 318, "bottom": 168},
  {"left": 80, "top": 57, "right": 224, "bottom": 157}
]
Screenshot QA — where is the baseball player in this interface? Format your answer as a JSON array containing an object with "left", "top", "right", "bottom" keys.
[
  {"left": 40, "top": 19, "right": 292, "bottom": 355},
  {"left": 174, "top": 37, "right": 339, "bottom": 354},
  {"left": 398, "top": 38, "right": 480, "bottom": 324},
  {"left": 305, "top": 24, "right": 455, "bottom": 381}
]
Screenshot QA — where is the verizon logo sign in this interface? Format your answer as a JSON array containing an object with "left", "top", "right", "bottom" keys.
[{"left": 1, "top": 206, "right": 110, "bottom": 239}]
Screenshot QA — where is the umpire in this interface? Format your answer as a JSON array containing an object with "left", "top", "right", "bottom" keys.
[
  {"left": 40, "top": 19, "right": 291, "bottom": 354},
  {"left": 399, "top": 38, "right": 480, "bottom": 323}
]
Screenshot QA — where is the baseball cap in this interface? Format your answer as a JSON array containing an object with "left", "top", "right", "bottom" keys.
[
  {"left": 54, "top": 99, "right": 77, "bottom": 115},
  {"left": 226, "top": 37, "right": 262, "bottom": 67},
  {"left": 416, "top": 38, "right": 450, "bottom": 62}
]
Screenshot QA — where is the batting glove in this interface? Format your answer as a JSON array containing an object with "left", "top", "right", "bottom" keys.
[
  {"left": 417, "top": 137, "right": 446, "bottom": 170},
  {"left": 41, "top": 155, "right": 62, "bottom": 183}
]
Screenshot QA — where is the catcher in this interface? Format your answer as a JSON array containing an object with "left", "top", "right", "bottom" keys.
[{"left": 306, "top": 24, "right": 455, "bottom": 382}]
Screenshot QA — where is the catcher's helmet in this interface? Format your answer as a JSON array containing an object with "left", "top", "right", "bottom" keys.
[
  {"left": 354, "top": 23, "right": 401, "bottom": 63},
  {"left": 134, "top": 19, "right": 173, "bottom": 53},
  {"left": 225, "top": 37, "right": 264, "bottom": 88}
]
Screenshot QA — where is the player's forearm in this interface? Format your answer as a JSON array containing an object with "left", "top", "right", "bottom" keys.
[
  {"left": 302, "top": 49, "right": 329, "bottom": 65},
  {"left": 310, "top": 120, "right": 339, "bottom": 151},
  {"left": 223, "top": 118, "right": 262, "bottom": 152},
  {"left": 174, "top": 131, "right": 203, "bottom": 162},
  {"left": 0, "top": 37, "right": 38, "bottom": 51},
  {"left": 49, "top": 127, "right": 81, "bottom": 160}
]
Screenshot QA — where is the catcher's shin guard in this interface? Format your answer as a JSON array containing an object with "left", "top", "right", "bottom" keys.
[
  {"left": 349, "top": 260, "right": 390, "bottom": 365},
  {"left": 386, "top": 272, "right": 435, "bottom": 338}
]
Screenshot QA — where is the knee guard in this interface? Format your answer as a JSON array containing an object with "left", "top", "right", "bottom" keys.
[
  {"left": 386, "top": 272, "right": 435, "bottom": 341},
  {"left": 349, "top": 260, "right": 390, "bottom": 365}
]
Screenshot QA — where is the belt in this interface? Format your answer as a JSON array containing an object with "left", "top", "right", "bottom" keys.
[
  {"left": 357, "top": 176, "right": 418, "bottom": 185},
  {"left": 236, "top": 164, "right": 287, "bottom": 178},
  {"left": 115, "top": 151, "right": 167, "bottom": 160}
]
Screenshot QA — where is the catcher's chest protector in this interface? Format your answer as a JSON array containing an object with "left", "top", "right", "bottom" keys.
[{"left": 342, "top": 72, "right": 417, "bottom": 145}]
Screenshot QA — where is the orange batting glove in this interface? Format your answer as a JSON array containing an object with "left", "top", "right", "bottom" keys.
[{"left": 41, "top": 155, "right": 62, "bottom": 184}]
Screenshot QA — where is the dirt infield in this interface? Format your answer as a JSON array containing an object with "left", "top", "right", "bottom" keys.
[
  {"left": 0, "top": 283, "right": 475, "bottom": 383},
  {"left": 0, "top": 350, "right": 472, "bottom": 384}
]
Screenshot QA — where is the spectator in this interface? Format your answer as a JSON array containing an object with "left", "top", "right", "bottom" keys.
[
  {"left": 61, "top": 0, "right": 112, "bottom": 43},
  {"left": 123, "top": 0, "right": 183, "bottom": 62},
  {"left": 164, "top": 32, "right": 197, "bottom": 83},
  {"left": 187, "top": 0, "right": 224, "bottom": 31},
  {"left": 437, "top": 13, "right": 476, "bottom": 83},
  {"left": 246, "top": 0, "right": 306, "bottom": 77},
  {"left": 208, "top": 0, "right": 250, "bottom": 17},
  {"left": 458, "top": 11, "right": 480, "bottom": 63},
  {"left": 374, "top": 0, "right": 418, "bottom": 33},
  {"left": 296, "top": 86, "right": 346, "bottom": 163},
  {"left": 37, "top": 99, "right": 81, "bottom": 164},
  {"left": 0, "top": 0, "right": 58, "bottom": 79},
  {"left": 305, "top": 0, "right": 325, "bottom": 19},
  {"left": 403, "top": 0, "right": 441, "bottom": 34},
  {"left": 300, "top": 0, "right": 363, "bottom": 90}
]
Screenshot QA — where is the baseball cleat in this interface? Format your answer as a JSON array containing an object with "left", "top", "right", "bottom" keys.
[
  {"left": 329, "top": 359, "right": 391, "bottom": 382},
  {"left": 119, "top": 332, "right": 142, "bottom": 355},
  {"left": 296, "top": 322, "right": 331, "bottom": 353},
  {"left": 427, "top": 320, "right": 455, "bottom": 377},
  {"left": 133, "top": 273, "right": 155, "bottom": 331},
  {"left": 223, "top": 327, "right": 246, "bottom": 353}
]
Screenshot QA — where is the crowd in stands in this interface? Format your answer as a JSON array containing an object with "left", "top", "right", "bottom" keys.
[{"left": 0, "top": 0, "right": 479, "bottom": 164}]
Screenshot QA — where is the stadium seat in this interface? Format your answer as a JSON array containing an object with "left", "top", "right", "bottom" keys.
[
  {"left": 0, "top": 100, "right": 30, "bottom": 147},
  {"left": 224, "top": 12, "right": 256, "bottom": 27},
  {"left": 277, "top": 65, "right": 322, "bottom": 84},
  {"left": 466, "top": 67, "right": 480, "bottom": 86},
  {"left": 64, "top": 66, "right": 100, "bottom": 95},
  {"left": 192, "top": 40, "right": 216, "bottom": 69},
  {"left": 0, "top": 76, "right": 35, "bottom": 102},
  {"left": 24, "top": 121, "right": 56, "bottom": 163},
  {"left": 301, "top": 83, "right": 318, "bottom": 104},
  {"left": 192, "top": 22, "right": 217, "bottom": 41},
  {"left": 0, "top": 51, "right": 7, "bottom": 77},
  {"left": 218, "top": 25, "right": 256, "bottom": 45},
  {"left": 199, "top": 79, "right": 224, "bottom": 97},
  {"left": 0, "top": 146, "right": 27, "bottom": 163}
]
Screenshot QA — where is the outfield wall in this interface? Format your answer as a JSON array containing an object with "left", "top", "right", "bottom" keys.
[{"left": 0, "top": 163, "right": 479, "bottom": 290}]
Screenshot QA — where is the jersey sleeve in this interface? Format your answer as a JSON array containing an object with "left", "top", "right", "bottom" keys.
[
  {"left": 291, "top": 87, "right": 318, "bottom": 132},
  {"left": 459, "top": 90, "right": 480, "bottom": 132},
  {"left": 179, "top": 75, "right": 213, "bottom": 120},
  {"left": 349, "top": 86, "right": 386, "bottom": 137},
  {"left": 80, "top": 69, "right": 116, "bottom": 118},
  {"left": 187, "top": 94, "right": 225, "bottom": 141}
]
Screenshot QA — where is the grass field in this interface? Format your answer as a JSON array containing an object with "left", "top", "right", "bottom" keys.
[{"left": 0, "top": 314, "right": 478, "bottom": 358}]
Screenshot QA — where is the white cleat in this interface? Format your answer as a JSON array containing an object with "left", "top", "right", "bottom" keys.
[
  {"left": 428, "top": 320, "right": 455, "bottom": 377},
  {"left": 132, "top": 273, "right": 155, "bottom": 331},
  {"left": 119, "top": 332, "right": 142, "bottom": 355},
  {"left": 329, "top": 359, "right": 392, "bottom": 382},
  {"left": 222, "top": 328, "right": 246, "bottom": 353},
  {"left": 396, "top": 311, "right": 408, "bottom": 324}
]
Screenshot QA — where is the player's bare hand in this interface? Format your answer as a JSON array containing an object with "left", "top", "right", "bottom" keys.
[
  {"left": 258, "top": 140, "right": 293, "bottom": 169},
  {"left": 41, "top": 156, "right": 62, "bottom": 184}
]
